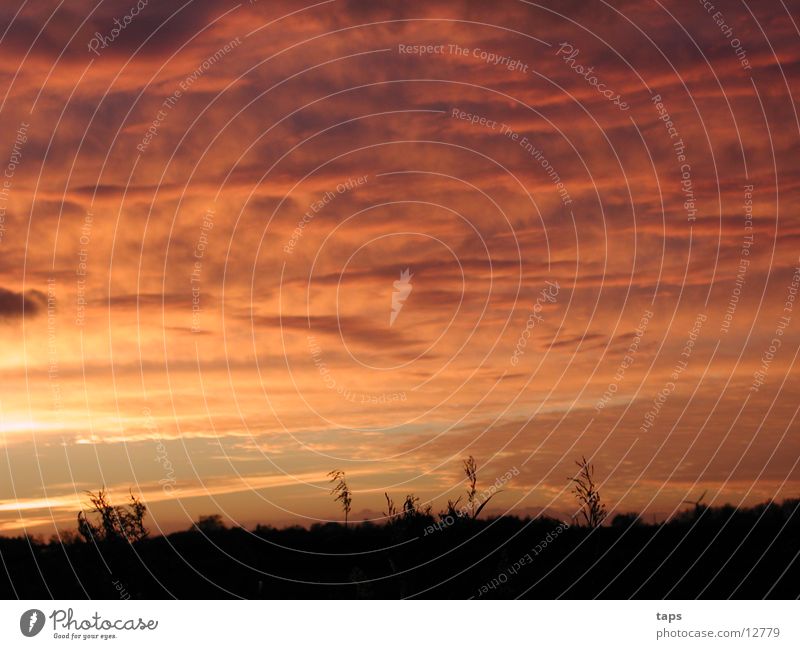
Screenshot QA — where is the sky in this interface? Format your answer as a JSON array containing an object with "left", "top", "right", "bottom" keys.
[{"left": 0, "top": 0, "right": 799, "bottom": 536}]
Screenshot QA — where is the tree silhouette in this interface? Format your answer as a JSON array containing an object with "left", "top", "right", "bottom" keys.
[{"left": 328, "top": 470, "right": 352, "bottom": 527}]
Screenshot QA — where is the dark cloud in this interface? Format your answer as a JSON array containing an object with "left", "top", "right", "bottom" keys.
[{"left": 0, "top": 287, "right": 47, "bottom": 320}]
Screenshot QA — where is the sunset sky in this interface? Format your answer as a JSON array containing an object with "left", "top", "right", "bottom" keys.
[{"left": 1, "top": 0, "right": 799, "bottom": 536}]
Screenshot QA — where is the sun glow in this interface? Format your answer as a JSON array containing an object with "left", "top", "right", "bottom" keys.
[{"left": 0, "top": 417, "right": 40, "bottom": 435}]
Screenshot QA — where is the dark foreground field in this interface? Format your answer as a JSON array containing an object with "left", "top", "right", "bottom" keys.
[{"left": 1, "top": 499, "right": 799, "bottom": 599}]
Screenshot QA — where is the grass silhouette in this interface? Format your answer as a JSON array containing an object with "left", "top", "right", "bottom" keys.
[
  {"left": 0, "top": 458, "right": 797, "bottom": 599},
  {"left": 569, "top": 456, "right": 607, "bottom": 528},
  {"left": 328, "top": 470, "right": 352, "bottom": 527}
]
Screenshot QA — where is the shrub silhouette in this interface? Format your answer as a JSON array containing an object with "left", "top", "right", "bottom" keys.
[{"left": 77, "top": 488, "right": 148, "bottom": 543}]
